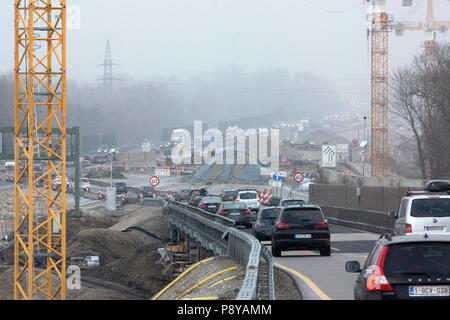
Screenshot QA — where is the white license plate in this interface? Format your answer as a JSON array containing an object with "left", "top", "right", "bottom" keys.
[
  {"left": 295, "top": 234, "right": 312, "bottom": 239},
  {"left": 424, "top": 226, "right": 445, "bottom": 232},
  {"left": 230, "top": 212, "right": 241, "bottom": 216},
  {"left": 208, "top": 205, "right": 216, "bottom": 208},
  {"left": 409, "top": 286, "right": 450, "bottom": 297}
]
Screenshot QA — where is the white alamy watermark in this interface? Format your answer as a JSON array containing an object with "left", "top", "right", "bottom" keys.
[
  {"left": 67, "top": 265, "right": 81, "bottom": 290},
  {"left": 171, "top": 121, "right": 280, "bottom": 171}
]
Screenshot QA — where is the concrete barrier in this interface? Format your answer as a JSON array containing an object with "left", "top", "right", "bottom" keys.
[{"left": 321, "top": 206, "right": 395, "bottom": 234}]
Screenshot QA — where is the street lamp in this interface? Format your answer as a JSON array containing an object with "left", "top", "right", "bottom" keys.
[{"left": 362, "top": 116, "right": 367, "bottom": 186}]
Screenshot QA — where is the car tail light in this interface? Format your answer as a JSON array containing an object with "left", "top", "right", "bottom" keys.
[
  {"left": 236, "top": 199, "right": 240, "bottom": 202},
  {"left": 366, "top": 246, "right": 393, "bottom": 292},
  {"left": 316, "top": 221, "right": 329, "bottom": 230},
  {"left": 257, "top": 222, "right": 265, "bottom": 227},
  {"left": 180, "top": 193, "right": 184, "bottom": 196},
  {"left": 219, "top": 211, "right": 227, "bottom": 216},
  {"left": 275, "top": 222, "right": 290, "bottom": 230},
  {"left": 405, "top": 223, "right": 412, "bottom": 234},
  {"left": 200, "top": 204, "right": 207, "bottom": 208},
  {"left": 242, "top": 210, "right": 251, "bottom": 215}
]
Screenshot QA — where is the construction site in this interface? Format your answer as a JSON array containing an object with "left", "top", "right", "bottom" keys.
[{"left": 0, "top": 0, "right": 449, "bottom": 307}]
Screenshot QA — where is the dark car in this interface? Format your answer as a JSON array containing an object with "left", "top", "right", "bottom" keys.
[
  {"left": 176, "top": 188, "right": 191, "bottom": 202},
  {"left": 188, "top": 195, "right": 204, "bottom": 207},
  {"left": 218, "top": 202, "right": 252, "bottom": 228},
  {"left": 221, "top": 190, "right": 235, "bottom": 202},
  {"left": 345, "top": 234, "right": 450, "bottom": 300},
  {"left": 114, "top": 182, "right": 127, "bottom": 194},
  {"left": 253, "top": 207, "right": 281, "bottom": 241},
  {"left": 198, "top": 197, "right": 222, "bottom": 214},
  {"left": 271, "top": 205, "right": 330, "bottom": 257},
  {"left": 139, "top": 186, "right": 155, "bottom": 198}
]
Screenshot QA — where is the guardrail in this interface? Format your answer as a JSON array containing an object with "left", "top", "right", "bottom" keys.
[{"left": 167, "top": 201, "right": 275, "bottom": 300}]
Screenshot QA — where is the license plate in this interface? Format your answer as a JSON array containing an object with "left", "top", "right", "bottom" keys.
[
  {"left": 295, "top": 234, "right": 312, "bottom": 239},
  {"left": 208, "top": 205, "right": 216, "bottom": 208},
  {"left": 230, "top": 212, "right": 240, "bottom": 216},
  {"left": 409, "top": 286, "right": 450, "bottom": 297},
  {"left": 424, "top": 226, "right": 445, "bottom": 232}
]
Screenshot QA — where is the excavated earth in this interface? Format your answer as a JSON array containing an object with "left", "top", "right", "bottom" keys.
[{"left": 0, "top": 199, "right": 301, "bottom": 300}]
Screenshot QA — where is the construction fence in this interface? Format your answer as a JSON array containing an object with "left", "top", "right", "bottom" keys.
[{"left": 309, "top": 183, "right": 422, "bottom": 213}]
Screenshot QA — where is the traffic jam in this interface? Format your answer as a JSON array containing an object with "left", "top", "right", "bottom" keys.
[{"left": 165, "top": 179, "right": 450, "bottom": 300}]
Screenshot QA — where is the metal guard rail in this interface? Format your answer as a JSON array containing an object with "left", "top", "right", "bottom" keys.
[{"left": 167, "top": 201, "right": 275, "bottom": 300}]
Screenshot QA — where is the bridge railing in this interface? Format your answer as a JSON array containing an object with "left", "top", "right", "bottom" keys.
[{"left": 167, "top": 200, "right": 275, "bottom": 300}]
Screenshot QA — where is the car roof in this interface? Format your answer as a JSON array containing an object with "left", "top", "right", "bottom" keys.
[
  {"left": 404, "top": 193, "right": 450, "bottom": 200},
  {"left": 378, "top": 233, "right": 450, "bottom": 245},
  {"left": 281, "top": 205, "right": 321, "bottom": 211}
]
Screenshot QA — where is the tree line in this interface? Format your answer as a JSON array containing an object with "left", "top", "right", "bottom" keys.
[{"left": 390, "top": 44, "right": 450, "bottom": 180}]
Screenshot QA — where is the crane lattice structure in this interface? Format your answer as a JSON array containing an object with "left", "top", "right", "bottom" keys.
[
  {"left": 14, "top": 0, "right": 67, "bottom": 300},
  {"left": 392, "top": 0, "right": 450, "bottom": 57},
  {"left": 366, "top": 0, "right": 450, "bottom": 178}
]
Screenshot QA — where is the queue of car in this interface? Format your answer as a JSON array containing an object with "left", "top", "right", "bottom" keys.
[{"left": 175, "top": 180, "right": 450, "bottom": 300}]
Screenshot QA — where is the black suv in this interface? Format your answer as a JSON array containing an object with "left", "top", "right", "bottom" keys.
[
  {"left": 114, "top": 182, "right": 127, "bottom": 194},
  {"left": 271, "top": 205, "right": 330, "bottom": 257},
  {"left": 346, "top": 234, "right": 450, "bottom": 300},
  {"left": 176, "top": 188, "right": 191, "bottom": 201}
]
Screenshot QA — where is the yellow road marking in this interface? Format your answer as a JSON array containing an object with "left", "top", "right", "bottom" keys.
[
  {"left": 274, "top": 262, "right": 331, "bottom": 300},
  {"left": 331, "top": 247, "right": 340, "bottom": 251}
]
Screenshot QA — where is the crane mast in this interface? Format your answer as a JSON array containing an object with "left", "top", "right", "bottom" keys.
[
  {"left": 14, "top": 0, "right": 67, "bottom": 300},
  {"left": 368, "top": 0, "right": 390, "bottom": 178}
]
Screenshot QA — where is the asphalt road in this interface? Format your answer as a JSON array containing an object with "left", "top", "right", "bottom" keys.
[{"left": 271, "top": 224, "right": 379, "bottom": 300}]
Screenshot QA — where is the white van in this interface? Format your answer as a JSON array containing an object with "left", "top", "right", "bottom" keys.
[{"left": 390, "top": 181, "right": 450, "bottom": 236}]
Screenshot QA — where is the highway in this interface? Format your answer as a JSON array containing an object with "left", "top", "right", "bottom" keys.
[{"left": 1, "top": 173, "right": 379, "bottom": 300}]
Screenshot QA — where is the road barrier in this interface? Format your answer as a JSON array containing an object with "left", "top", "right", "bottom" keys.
[
  {"left": 320, "top": 205, "right": 395, "bottom": 234},
  {"left": 167, "top": 201, "right": 275, "bottom": 300}
]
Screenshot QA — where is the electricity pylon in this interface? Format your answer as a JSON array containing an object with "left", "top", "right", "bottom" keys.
[{"left": 14, "top": 0, "right": 67, "bottom": 300}]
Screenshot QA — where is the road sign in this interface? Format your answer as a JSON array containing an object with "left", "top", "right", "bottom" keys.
[
  {"left": 294, "top": 172, "right": 304, "bottom": 183},
  {"left": 150, "top": 176, "right": 160, "bottom": 187},
  {"left": 322, "top": 145, "right": 337, "bottom": 168},
  {"left": 272, "top": 173, "right": 282, "bottom": 182},
  {"left": 271, "top": 180, "right": 282, "bottom": 187}
]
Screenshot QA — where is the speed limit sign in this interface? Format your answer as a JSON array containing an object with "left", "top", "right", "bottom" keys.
[
  {"left": 294, "top": 172, "right": 304, "bottom": 183},
  {"left": 150, "top": 176, "right": 160, "bottom": 187}
]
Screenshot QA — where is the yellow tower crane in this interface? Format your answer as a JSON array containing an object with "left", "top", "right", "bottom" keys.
[
  {"left": 14, "top": 0, "right": 67, "bottom": 300},
  {"left": 367, "top": 0, "right": 391, "bottom": 178}
]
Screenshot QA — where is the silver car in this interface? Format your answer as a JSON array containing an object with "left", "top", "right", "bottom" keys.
[
  {"left": 235, "top": 189, "right": 260, "bottom": 212},
  {"left": 390, "top": 181, "right": 450, "bottom": 236}
]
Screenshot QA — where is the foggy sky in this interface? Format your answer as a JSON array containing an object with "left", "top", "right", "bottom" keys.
[{"left": 0, "top": 0, "right": 449, "bottom": 105}]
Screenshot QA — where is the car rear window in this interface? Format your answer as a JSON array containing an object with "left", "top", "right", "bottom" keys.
[
  {"left": 383, "top": 242, "right": 450, "bottom": 276},
  {"left": 225, "top": 191, "right": 234, "bottom": 195},
  {"left": 239, "top": 192, "right": 257, "bottom": 199},
  {"left": 411, "top": 198, "right": 450, "bottom": 217},
  {"left": 280, "top": 208, "right": 324, "bottom": 224},
  {"left": 282, "top": 200, "right": 305, "bottom": 206},
  {"left": 261, "top": 208, "right": 280, "bottom": 220}
]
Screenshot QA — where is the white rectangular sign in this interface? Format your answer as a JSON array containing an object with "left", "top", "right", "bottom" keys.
[
  {"left": 271, "top": 180, "right": 282, "bottom": 187},
  {"left": 322, "top": 145, "right": 337, "bottom": 168}
]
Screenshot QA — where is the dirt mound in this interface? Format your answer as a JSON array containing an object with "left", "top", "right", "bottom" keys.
[
  {"left": 0, "top": 266, "right": 138, "bottom": 300},
  {"left": 84, "top": 243, "right": 170, "bottom": 296},
  {"left": 0, "top": 190, "right": 14, "bottom": 217},
  {"left": 67, "top": 229, "right": 143, "bottom": 265}
]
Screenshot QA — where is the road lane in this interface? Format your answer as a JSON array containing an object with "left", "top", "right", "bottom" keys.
[{"left": 272, "top": 225, "right": 380, "bottom": 300}]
